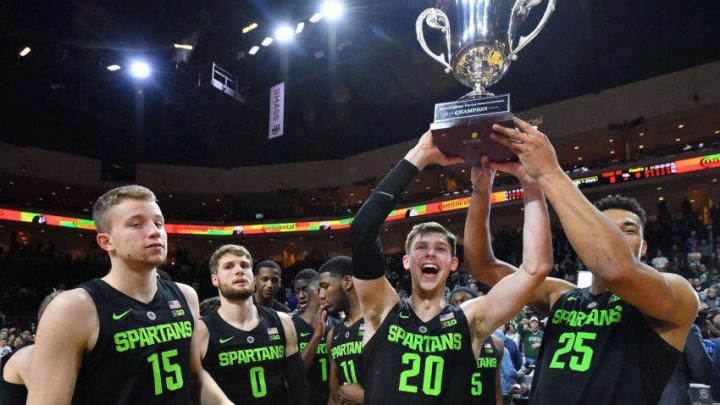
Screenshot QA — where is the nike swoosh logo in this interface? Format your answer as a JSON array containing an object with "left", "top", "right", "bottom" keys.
[
  {"left": 333, "top": 335, "right": 339, "bottom": 340},
  {"left": 112, "top": 309, "right": 132, "bottom": 320},
  {"left": 219, "top": 337, "right": 235, "bottom": 344},
  {"left": 399, "top": 312, "right": 409, "bottom": 319},
  {"left": 567, "top": 297, "right": 577, "bottom": 301},
  {"left": 300, "top": 332, "right": 311, "bottom": 337},
  {"left": 376, "top": 191, "right": 394, "bottom": 200}
]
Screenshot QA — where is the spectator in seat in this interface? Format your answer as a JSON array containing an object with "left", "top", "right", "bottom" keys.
[{"left": 652, "top": 250, "right": 670, "bottom": 272}]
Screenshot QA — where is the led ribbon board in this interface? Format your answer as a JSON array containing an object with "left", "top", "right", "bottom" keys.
[{"left": 2, "top": 152, "right": 719, "bottom": 236}]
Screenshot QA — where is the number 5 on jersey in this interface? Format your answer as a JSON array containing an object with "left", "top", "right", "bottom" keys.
[
  {"left": 147, "top": 349, "right": 184, "bottom": 395},
  {"left": 549, "top": 332, "right": 596, "bottom": 372}
]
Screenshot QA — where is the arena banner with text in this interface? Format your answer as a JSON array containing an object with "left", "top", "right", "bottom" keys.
[
  {"left": 268, "top": 82, "right": 285, "bottom": 139},
  {"left": 2, "top": 151, "right": 719, "bottom": 236}
]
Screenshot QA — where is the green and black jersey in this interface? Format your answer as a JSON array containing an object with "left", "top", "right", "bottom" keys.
[
  {"left": 74, "top": 278, "right": 193, "bottom": 405},
  {"left": 0, "top": 351, "right": 27, "bottom": 405},
  {"left": 201, "top": 305, "right": 288, "bottom": 404},
  {"left": 362, "top": 299, "right": 476, "bottom": 405},
  {"left": 292, "top": 314, "right": 339, "bottom": 404},
  {"left": 471, "top": 336, "right": 500, "bottom": 405},
  {"left": 329, "top": 318, "right": 365, "bottom": 385},
  {"left": 529, "top": 288, "right": 681, "bottom": 405}
]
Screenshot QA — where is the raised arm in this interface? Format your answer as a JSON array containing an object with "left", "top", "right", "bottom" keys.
[
  {"left": 351, "top": 131, "right": 463, "bottom": 332},
  {"left": 464, "top": 158, "right": 573, "bottom": 313},
  {"left": 463, "top": 162, "right": 554, "bottom": 339},
  {"left": 27, "top": 290, "right": 96, "bottom": 405},
  {"left": 491, "top": 118, "right": 698, "bottom": 342},
  {"left": 299, "top": 310, "right": 326, "bottom": 375}
]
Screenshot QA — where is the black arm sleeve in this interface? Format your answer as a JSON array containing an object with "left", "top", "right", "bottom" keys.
[
  {"left": 284, "top": 351, "right": 310, "bottom": 405},
  {"left": 350, "top": 159, "right": 419, "bottom": 280}
]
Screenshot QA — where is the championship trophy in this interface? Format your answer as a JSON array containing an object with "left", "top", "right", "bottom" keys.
[{"left": 416, "top": 0, "right": 556, "bottom": 164}]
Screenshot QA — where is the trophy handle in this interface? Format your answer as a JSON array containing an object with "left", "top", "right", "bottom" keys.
[
  {"left": 416, "top": 8, "right": 452, "bottom": 74},
  {"left": 508, "top": 0, "right": 556, "bottom": 60}
]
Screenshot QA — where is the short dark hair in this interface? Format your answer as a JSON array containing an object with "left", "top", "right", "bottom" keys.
[
  {"left": 319, "top": 256, "right": 352, "bottom": 277},
  {"left": 450, "top": 286, "right": 478, "bottom": 299},
  {"left": 294, "top": 268, "right": 319, "bottom": 291},
  {"left": 595, "top": 194, "right": 647, "bottom": 226},
  {"left": 255, "top": 260, "right": 282, "bottom": 276},
  {"left": 199, "top": 296, "right": 221, "bottom": 317},
  {"left": 294, "top": 268, "right": 318, "bottom": 283}
]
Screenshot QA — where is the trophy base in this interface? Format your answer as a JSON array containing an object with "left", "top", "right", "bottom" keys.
[{"left": 430, "top": 94, "right": 517, "bottom": 167}]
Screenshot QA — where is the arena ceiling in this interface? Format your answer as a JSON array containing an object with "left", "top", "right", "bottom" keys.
[{"left": 2, "top": 0, "right": 720, "bottom": 169}]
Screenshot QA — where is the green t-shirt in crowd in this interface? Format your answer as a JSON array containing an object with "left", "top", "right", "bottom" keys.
[{"left": 519, "top": 327, "right": 543, "bottom": 360}]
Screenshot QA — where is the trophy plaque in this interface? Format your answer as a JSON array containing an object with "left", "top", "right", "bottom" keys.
[{"left": 416, "top": 0, "right": 556, "bottom": 165}]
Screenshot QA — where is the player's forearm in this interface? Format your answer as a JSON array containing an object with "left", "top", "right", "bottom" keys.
[
  {"left": 197, "top": 370, "right": 233, "bottom": 405},
  {"left": 340, "top": 384, "right": 365, "bottom": 404},
  {"left": 351, "top": 159, "right": 418, "bottom": 280},
  {"left": 301, "top": 337, "right": 321, "bottom": 375},
  {"left": 464, "top": 189, "right": 514, "bottom": 285},
  {"left": 538, "top": 169, "right": 639, "bottom": 283},
  {"left": 519, "top": 181, "right": 553, "bottom": 277}
]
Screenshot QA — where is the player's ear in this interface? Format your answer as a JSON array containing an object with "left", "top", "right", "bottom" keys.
[
  {"left": 211, "top": 273, "right": 219, "bottom": 288},
  {"left": 449, "top": 256, "right": 459, "bottom": 272},
  {"left": 402, "top": 255, "right": 411, "bottom": 271},
  {"left": 342, "top": 275, "right": 353, "bottom": 291},
  {"left": 96, "top": 232, "right": 113, "bottom": 253},
  {"left": 640, "top": 240, "right": 648, "bottom": 258}
]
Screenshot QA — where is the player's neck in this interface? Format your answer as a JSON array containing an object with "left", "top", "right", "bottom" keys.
[
  {"left": 254, "top": 292, "right": 273, "bottom": 307},
  {"left": 344, "top": 297, "right": 363, "bottom": 326},
  {"left": 300, "top": 307, "right": 316, "bottom": 325},
  {"left": 589, "top": 277, "right": 610, "bottom": 295},
  {"left": 103, "top": 260, "right": 158, "bottom": 303},
  {"left": 218, "top": 296, "right": 259, "bottom": 331},
  {"left": 408, "top": 293, "right": 445, "bottom": 322}
]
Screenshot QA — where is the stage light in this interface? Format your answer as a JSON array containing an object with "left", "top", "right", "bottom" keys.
[
  {"left": 242, "top": 22, "right": 258, "bottom": 34},
  {"left": 309, "top": 13, "right": 324, "bottom": 23},
  {"left": 129, "top": 61, "right": 151, "bottom": 79},
  {"left": 261, "top": 37, "right": 274, "bottom": 47},
  {"left": 107, "top": 65, "right": 122, "bottom": 71},
  {"left": 275, "top": 26, "right": 294, "bottom": 42},
  {"left": 173, "top": 44, "right": 193, "bottom": 50},
  {"left": 249, "top": 46, "right": 260, "bottom": 55},
  {"left": 322, "top": 0, "right": 344, "bottom": 20},
  {"left": 19, "top": 47, "right": 31, "bottom": 57},
  {"left": 296, "top": 22, "right": 305, "bottom": 34}
]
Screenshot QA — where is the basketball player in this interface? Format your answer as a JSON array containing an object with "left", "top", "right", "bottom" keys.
[
  {"left": 292, "top": 269, "right": 339, "bottom": 404},
  {"left": 254, "top": 260, "right": 291, "bottom": 313},
  {"left": 349, "top": 131, "right": 553, "bottom": 404},
  {"left": 449, "top": 287, "right": 503, "bottom": 405},
  {"left": 318, "top": 256, "right": 365, "bottom": 405},
  {"left": 196, "top": 245, "right": 308, "bottom": 404},
  {"left": 27, "top": 185, "right": 232, "bottom": 405},
  {"left": 464, "top": 118, "right": 699, "bottom": 404},
  {"left": 0, "top": 290, "right": 62, "bottom": 405}
]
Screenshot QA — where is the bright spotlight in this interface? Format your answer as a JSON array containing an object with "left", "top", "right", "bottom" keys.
[
  {"left": 261, "top": 37, "right": 274, "bottom": 47},
  {"left": 129, "top": 61, "right": 151, "bottom": 79},
  {"left": 321, "top": 1, "right": 344, "bottom": 20},
  {"left": 274, "top": 26, "right": 294, "bottom": 42},
  {"left": 248, "top": 46, "right": 260, "bottom": 55},
  {"left": 309, "top": 13, "right": 324, "bottom": 23},
  {"left": 173, "top": 44, "right": 193, "bottom": 50},
  {"left": 19, "top": 47, "right": 31, "bottom": 57},
  {"left": 296, "top": 22, "right": 305, "bottom": 34},
  {"left": 107, "top": 64, "right": 122, "bottom": 71}
]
